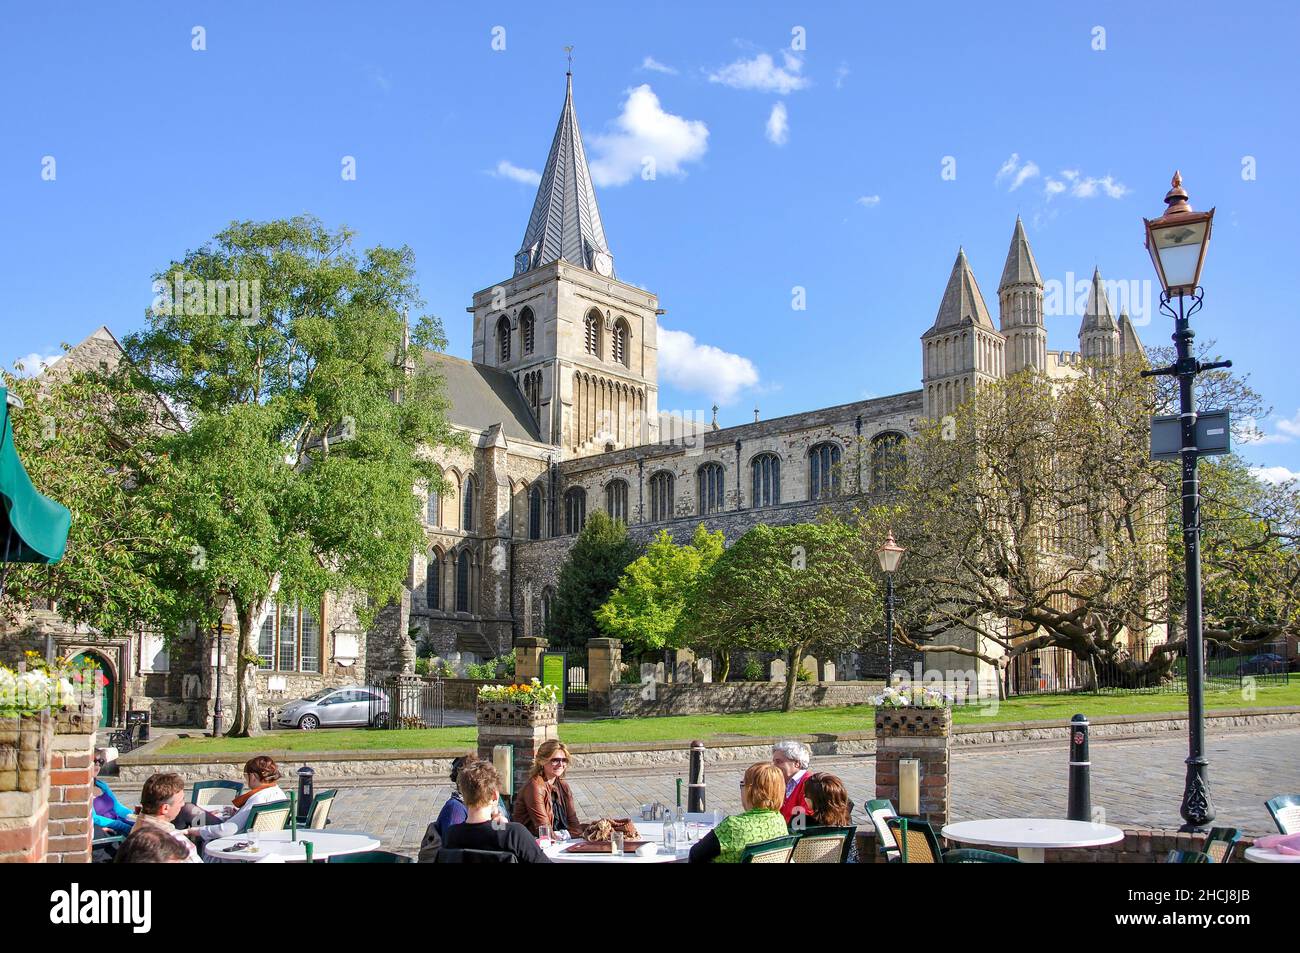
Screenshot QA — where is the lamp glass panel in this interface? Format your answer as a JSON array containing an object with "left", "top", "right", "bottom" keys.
[{"left": 1152, "top": 220, "right": 1208, "bottom": 289}]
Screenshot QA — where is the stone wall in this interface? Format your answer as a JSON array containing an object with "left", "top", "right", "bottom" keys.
[{"left": 605, "top": 680, "right": 886, "bottom": 717}]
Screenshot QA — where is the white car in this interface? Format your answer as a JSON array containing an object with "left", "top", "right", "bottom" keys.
[{"left": 276, "top": 686, "right": 389, "bottom": 730}]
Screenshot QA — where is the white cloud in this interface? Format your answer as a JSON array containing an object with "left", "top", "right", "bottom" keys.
[
  {"left": 588, "top": 85, "right": 709, "bottom": 187},
  {"left": 834, "top": 62, "right": 850, "bottom": 89},
  {"left": 1242, "top": 410, "right": 1300, "bottom": 445},
  {"left": 11, "top": 352, "right": 61, "bottom": 377},
  {"left": 707, "top": 51, "right": 810, "bottom": 94},
  {"left": 658, "top": 327, "right": 759, "bottom": 404},
  {"left": 1044, "top": 168, "right": 1128, "bottom": 200},
  {"left": 1280, "top": 409, "right": 1300, "bottom": 439},
  {"left": 1251, "top": 466, "right": 1300, "bottom": 486},
  {"left": 856, "top": 194, "right": 881, "bottom": 208},
  {"left": 492, "top": 160, "right": 541, "bottom": 186},
  {"left": 765, "top": 102, "right": 789, "bottom": 145},
  {"left": 641, "top": 56, "right": 677, "bottom": 75},
  {"left": 995, "top": 154, "right": 1040, "bottom": 192}
]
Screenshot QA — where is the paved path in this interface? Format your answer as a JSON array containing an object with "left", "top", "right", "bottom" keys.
[{"left": 319, "top": 726, "right": 1299, "bottom": 855}]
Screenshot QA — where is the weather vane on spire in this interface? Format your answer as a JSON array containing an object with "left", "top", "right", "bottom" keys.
[{"left": 564, "top": 45, "right": 574, "bottom": 74}]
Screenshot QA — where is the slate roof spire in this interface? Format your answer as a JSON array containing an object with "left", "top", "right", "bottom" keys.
[
  {"left": 930, "top": 247, "right": 994, "bottom": 331},
  {"left": 1079, "top": 267, "right": 1118, "bottom": 333},
  {"left": 998, "top": 216, "right": 1043, "bottom": 291},
  {"left": 514, "top": 70, "right": 613, "bottom": 278}
]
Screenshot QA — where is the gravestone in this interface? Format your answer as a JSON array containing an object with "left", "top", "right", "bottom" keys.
[
  {"left": 696, "top": 658, "right": 713, "bottom": 683},
  {"left": 770, "top": 659, "right": 787, "bottom": 682},
  {"left": 823, "top": 661, "right": 836, "bottom": 682},
  {"left": 801, "top": 655, "right": 819, "bottom": 680}
]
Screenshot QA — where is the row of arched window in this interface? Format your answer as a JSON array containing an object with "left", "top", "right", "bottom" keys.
[
  {"left": 496, "top": 308, "right": 537, "bottom": 365},
  {"left": 425, "top": 548, "right": 475, "bottom": 614},
  {"left": 426, "top": 470, "right": 478, "bottom": 533},
  {"left": 584, "top": 309, "right": 630, "bottom": 368}
]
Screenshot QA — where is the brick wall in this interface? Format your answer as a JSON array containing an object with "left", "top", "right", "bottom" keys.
[{"left": 46, "top": 731, "right": 95, "bottom": 863}]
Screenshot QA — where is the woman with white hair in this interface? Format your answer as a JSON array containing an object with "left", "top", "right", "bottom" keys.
[{"left": 772, "top": 740, "right": 812, "bottom": 824}]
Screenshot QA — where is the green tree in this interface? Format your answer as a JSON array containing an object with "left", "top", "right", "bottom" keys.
[
  {"left": 548, "top": 511, "right": 638, "bottom": 653},
  {"left": 595, "top": 523, "right": 724, "bottom": 658},
  {"left": 679, "top": 519, "right": 880, "bottom": 711},
  {"left": 125, "top": 216, "right": 461, "bottom": 735}
]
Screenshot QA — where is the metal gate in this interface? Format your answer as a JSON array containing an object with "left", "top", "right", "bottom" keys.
[
  {"left": 565, "top": 666, "right": 588, "bottom": 710},
  {"left": 366, "top": 675, "right": 445, "bottom": 729}
]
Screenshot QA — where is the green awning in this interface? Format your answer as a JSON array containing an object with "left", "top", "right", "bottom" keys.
[{"left": 1, "top": 388, "right": 71, "bottom": 564}]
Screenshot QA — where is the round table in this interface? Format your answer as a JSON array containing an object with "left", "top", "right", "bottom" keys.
[
  {"left": 543, "top": 821, "right": 712, "bottom": 864},
  {"left": 942, "top": 818, "right": 1124, "bottom": 863},
  {"left": 204, "top": 829, "right": 380, "bottom": 862},
  {"left": 1244, "top": 845, "right": 1300, "bottom": 864}
]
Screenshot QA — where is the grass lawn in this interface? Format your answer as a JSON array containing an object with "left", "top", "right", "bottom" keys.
[{"left": 158, "top": 680, "right": 1299, "bottom": 756}]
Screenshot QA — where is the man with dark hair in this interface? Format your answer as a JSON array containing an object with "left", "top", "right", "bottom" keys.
[
  {"left": 115, "top": 825, "right": 193, "bottom": 864},
  {"left": 441, "top": 759, "right": 551, "bottom": 863},
  {"left": 134, "top": 772, "right": 202, "bottom": 863}
]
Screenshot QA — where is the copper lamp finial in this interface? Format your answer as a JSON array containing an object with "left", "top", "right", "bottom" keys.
[{"left": 1164, "top": 171, "right": 1191, "bottom": 215}]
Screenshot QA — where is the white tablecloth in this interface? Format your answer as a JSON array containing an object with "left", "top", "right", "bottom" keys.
[
  {"left": 1244, "top": 845, "right": 1300, "bottom": 864},
  {"left": 942, "top": 818, "right": 1124, "bottom": 863},
  {"left": 543, "top": 821, "right": 713, "bottom": 864},
  {"left": 204, "top": 829, "right": 380, "bottom": 862}
]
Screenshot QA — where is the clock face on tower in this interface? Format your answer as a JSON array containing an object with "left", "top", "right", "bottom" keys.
[
  {"left": 514, "top": 250, "right": 532, "bottom": 275},
  {"left": 593, "top": 252, "right": 613, "bottom": 277}
]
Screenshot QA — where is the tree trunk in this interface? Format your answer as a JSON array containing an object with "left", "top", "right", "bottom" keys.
[
  {"left": 783, "top": 645, "right": 803, "bottom": 713},
  {"left": 717, "top": 647, "right": 730, "bottom": 683},
  {"left": 227, "top": 600, "right": 262, "bottom": 737}
]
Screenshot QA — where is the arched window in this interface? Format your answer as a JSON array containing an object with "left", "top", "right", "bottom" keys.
[
  {"left": 528, "top": 485, "right": 544, "bottom": 540},
  {"left": 565, "top": 487, "right": 587, "bottom": 535},
  {"left": 462, "top": 474, "right": 477, "bottom": 532},
  {"left": 456, "top": 549, "right": 471, "bottom": 613},
  {"left": 697, "top": 463, "right": 725, "bottom": 515},
  {"left": 751, "top": 453, "right": 781, "bottom": 508},
  {"left": 497, "top": 316, "right": 511, "bottom": 364},
  {"left": 649, "top": 471, "right": 674, "bottom": 522},
  {"left": 541, "top": 586, "right": 553, "bottom": 635},
  {"left": 809, "top": 442, "right": 842, "bottom": 501},
  {"left": 426, "top": 550, "right": 441, "bottom": 610},
  {"left": 585, "top": 311, "right": 601, "bottom": 357},
  {"left": 426, "top": 470, "right": 441, "bottom": 526},
  {"left": 871, "top": 432, "right": 907, "bottom": 492},
  {"left": 612, "top": 319, "right": 628, "bottom": 366},
  {"left": 605, "top": 479, "right": 628, "bottom": 523},
  {"left": 520, "top": 307, "right": 535, "bottom": 355}
]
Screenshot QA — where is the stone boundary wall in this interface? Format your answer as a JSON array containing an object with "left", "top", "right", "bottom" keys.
[
  {"left": 607, "top": 681, "right": 887, "bottom": 717},
  {"left": 114, "top": 706, "right": 1300, "bottom": 785}
]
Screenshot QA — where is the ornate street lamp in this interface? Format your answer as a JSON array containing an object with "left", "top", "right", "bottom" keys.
[
  {"left": 876, "top": 531, "right": 905, "bottom": 683},
  {"left": 1142, "top": 172, "right": 1225, "bottom": 830}
]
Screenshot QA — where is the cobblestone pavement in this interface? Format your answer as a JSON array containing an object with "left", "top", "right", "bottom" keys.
[{"left": 320, "top": 726, "right": 1299, "bottom": 855}]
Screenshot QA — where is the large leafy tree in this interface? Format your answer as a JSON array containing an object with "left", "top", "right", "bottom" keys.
[
  {"left": 595, "top": 524, "right": 724, "bottom": 659},
  {"left": 679, "top": 519, "right": 879, "bottom": 711},
  {"left": 547, "top": 511, "right": 638, "bottom": 653},
  {"left": 125, "top": 216, "right": 460, "bottom": 735}
]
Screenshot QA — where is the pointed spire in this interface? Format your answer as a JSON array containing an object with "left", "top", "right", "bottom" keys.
[
  {"left": 998, "top": 216, "right": 1042, "bottom": 291},
  {"left": 514, "top": 71, "right": 613, "bottom": 278},
  {"left": 930, "top": 247, "right": 994, "bottom": 331},
  {"left": 1079, "top": 267, "right": 1117, "bottom": 333},
  {"left": 1117, "top": 311, "right": 1147, "bottom": 361}
]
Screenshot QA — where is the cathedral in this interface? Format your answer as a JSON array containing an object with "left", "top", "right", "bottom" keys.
[{"left": 13, "top": 71, "right": 1150, "bottom": 725}]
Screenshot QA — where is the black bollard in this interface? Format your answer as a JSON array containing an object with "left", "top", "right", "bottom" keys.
[
  {"left": 1067, "top": 714, "right": 1091, "bottom": 821},
  {"left": 687, "top": 740, "right": 706, "bottom": 812},
  {"left": 297, "top": 765, "right": 315, "bottom": 824}
]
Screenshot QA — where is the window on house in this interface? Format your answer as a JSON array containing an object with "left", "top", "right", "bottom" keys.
[
  {"left": 528, "top": 485, "right": 544, "bottom": 540},
  {"left": 585, "top": 311, "right": 601, "bottom": 357},
  {"left": 427, "top": 551, "right": 441, "bottom": 610},
  {"left": 426, "top": 472, "right": 441, "bottom": 526},
  {"left": 809, "top": 442, "right": 842, "bottom": 501},
  {"left": 565, "top": 487, "right": 587, "bottom": 534},
  {"left": 871, "top": 432, "right": 907, "bottom": 492},
  {"left": 462, "top": 475, "right": 476, "bottom": 532},
  {"left": 697, "top": 463, "right": 725, "bottom": 515},
  {"left": 497, "top": 316, "right": 511, "bottom": 363},
  {"left": 649, "top": 471, "right": 674, "bottom": 522},
  {"left": 521, "top": 308, "right": 535, "bottom": 355},
  {"left": 456, "top": 549, "right": 471, "bottom": 612},
  {"left": 751, "top": 454, "right": 781, "bottom": 508},
  {"left": 257, "top": 601, "right": 323, "bottom": 673},
  {"left": 606, "top": 479, "right": 628, "bottom": 523},
  {"left": 612, "top": 320, "right": 628, "bottom": 366}
]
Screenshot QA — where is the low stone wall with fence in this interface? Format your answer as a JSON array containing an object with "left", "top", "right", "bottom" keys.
[{"left": 606, "top": 680, "right": 887, "bottom": 717}]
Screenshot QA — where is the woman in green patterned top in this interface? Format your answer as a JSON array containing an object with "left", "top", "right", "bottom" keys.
[{"left": 688, "top": 762, "right": 790, "bottom": 863}]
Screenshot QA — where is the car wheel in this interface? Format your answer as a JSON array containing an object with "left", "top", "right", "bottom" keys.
[
  {"left": 299, "top": 714, "right": 320, "bottom": 730},
  {"left": 371, "top": 712, "right": 388, "bottom": 729}
]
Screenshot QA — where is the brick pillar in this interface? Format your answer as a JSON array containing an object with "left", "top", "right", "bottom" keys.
[
  {"left": 46, "top": 730, "right": 95, "bottom": 863},
  {"left": 0, "top": 710, "right": 54, "bottom": 863},
  {"left": 515, "top": 637, "right": 547, "bottom": 683},
  {"left": 476, "top": 700, "right": 558, "bottom": 797},
  {"left": 874, "top": 706, "right": 951, "bottom": 828},
  {"left": 586, "top": 638, "right": 621, "bottom": 714}
]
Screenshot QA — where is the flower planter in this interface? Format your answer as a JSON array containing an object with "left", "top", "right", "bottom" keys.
[
  {"left": 874, "top": 705, "right": 952, "bottom": 738},
  {"left": 0, "top": 709, "right": 54, "bottom": 793},
  {"left": 475, "top": 700, "right": 558, "bottom": 728}
]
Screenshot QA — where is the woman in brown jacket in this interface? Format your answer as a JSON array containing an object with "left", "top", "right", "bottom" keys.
[{"left": 512, "top": 740, "right": 582, "bottom": 837}]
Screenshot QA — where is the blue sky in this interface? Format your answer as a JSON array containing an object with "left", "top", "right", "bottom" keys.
[{"left": 3, "top": 1, "right": 1298, "bottom": 479}]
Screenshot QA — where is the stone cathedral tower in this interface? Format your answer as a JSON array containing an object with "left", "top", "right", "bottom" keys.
[
  {"left": 921, "top": 248, "right": 1005, "bottom": 419},
  {"left": 469, "top": 71, "right": 660, "bottom": 459},
  {"left": 998, "top": 216, "right": 1046, "bottom": 374}
]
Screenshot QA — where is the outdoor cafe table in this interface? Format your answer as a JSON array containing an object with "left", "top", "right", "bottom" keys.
[
  {"left": 1243, "top": 845, "right": 1300, "bottom": 864},
  {"left": 941, "top": 818, "right": 1124, "bottom": 863},
  {"left": 543, "top": 820, "right": 714, "bottom": 864},
  {"left": 204, "top": 829, "right": 380, "bottom": 862}
]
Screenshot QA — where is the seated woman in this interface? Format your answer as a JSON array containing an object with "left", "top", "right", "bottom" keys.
[
  {"left": 443, "top": 759, "right": 551, "bottom": 863},
  {"left": 183, "top": 755, "right": 288, "bottom": 844},
  {"left": 689, "top": 763, "right": 791, "bottom": 864},
  {"left": 92, "top": 748, "right": 134, "bottom": 837},
  {"left": 803, "top": 772, "right": 859, "bottom": 863},
  {"left": 511, "top": 740, "right": 581, "bottom": 838}
]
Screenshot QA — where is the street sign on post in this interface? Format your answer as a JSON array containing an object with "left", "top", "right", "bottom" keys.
[{"left": 1150, "top": 409, "right": 1231, "bottom": 461}]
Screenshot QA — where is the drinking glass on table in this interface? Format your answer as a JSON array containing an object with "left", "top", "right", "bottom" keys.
[
  {"left": 538, "top": 825, "right": 553, "bottom": 849},
  {"left": 611, "top": 831, "right": 625, "bottom": 855}
]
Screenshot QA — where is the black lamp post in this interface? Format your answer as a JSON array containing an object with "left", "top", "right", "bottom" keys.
[
  {"left": 212, "top": 588, "right": 233, "bottom": 738},
  {"left": 1141, "top": 172, "right": 1223, "bottom": 830},
  {"left": 876, "top": 531, "right": 905, "bottom": 683}
]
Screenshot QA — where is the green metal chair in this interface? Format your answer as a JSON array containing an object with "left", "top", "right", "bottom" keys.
[
  {"left": 328, "top": 850, "right": 413, "bottom": 863},
  {"left": 245, "top": 801, "right": 292, "bottom": 833},
  {"left": 1266, "top": 794, "right": 1300, "bottom": 835},
  {"left": 1165, "top": 850, "right": 1212, "bottom": 863},
  {"left": 790, "top": 826, "right": 856, "bottom": 864},
  {"left": 740, "top": 834, "right": 799, "bottom": 864},
  {"left": 307, "top": 789, "right": 338, "bottom": 829},
  {"left": 1204, "top": 827, "right": 1242, "bottom": 863},
  {"left": 866, "top": 798, "right": 901, "bottom": 862},
  {"left": 191, "top": 779, "right": 243, "bottom": 809},
  {"left": 886, "top": 816, "right": 944, "bottom": 864},
  {"left": 944, "top": 848, "right": 1022, "bottom": 863}
]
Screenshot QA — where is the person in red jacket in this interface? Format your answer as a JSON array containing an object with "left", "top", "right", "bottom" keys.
[{"left": 772, "top": 740, "right": 813, "bottom": 825}]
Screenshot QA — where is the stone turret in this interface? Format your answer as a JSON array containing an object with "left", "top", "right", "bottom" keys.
[
  {"left": 998, "top": 217, "right": 1046, "bottom": 374},
  {"left": 922, "top": 248, "right": 1005, "bottom": 419}
]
